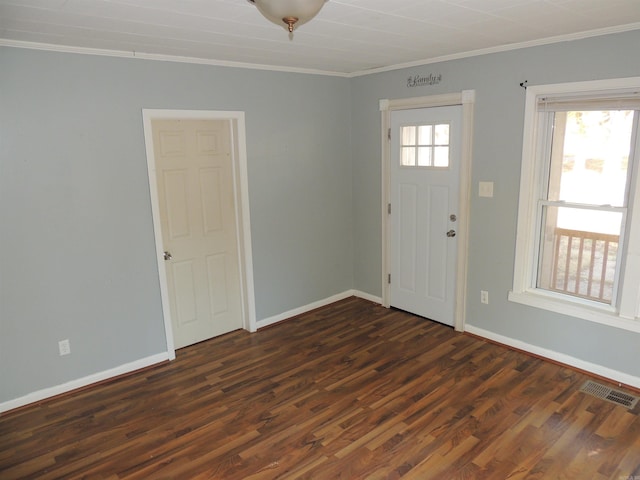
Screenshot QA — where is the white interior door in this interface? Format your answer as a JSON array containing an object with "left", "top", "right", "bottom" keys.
[
  {"left": 152, "top": 119, "right": 243, "bottom": 348},
  {"left": 390, "top": 105, "right": 462, "bottom": 326}
]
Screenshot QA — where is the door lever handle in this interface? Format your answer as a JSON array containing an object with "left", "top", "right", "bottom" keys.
[{"left": 164, "top": 251, "right": 172, "bottom": 261}]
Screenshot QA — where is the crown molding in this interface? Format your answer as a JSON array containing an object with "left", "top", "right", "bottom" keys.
[
  {"left": 2, "top": 21, "right": 640, "bottom": 78},
  {"left": 0, "top": 39, "right": 350, "bottom": 78},
  {"left": 348, "top": 22, "right": 640, "bottom": 78}
]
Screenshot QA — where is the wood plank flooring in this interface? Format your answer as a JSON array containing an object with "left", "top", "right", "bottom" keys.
[{"left": 2, "top": 297, "right": 640, "bottom": 479}]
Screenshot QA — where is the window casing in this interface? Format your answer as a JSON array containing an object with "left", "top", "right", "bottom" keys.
[{"left": 509, "top": 78, "right": 640, "bottom": 332}]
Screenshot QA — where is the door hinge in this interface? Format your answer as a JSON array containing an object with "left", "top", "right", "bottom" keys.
[
  {"left": 388, "top": 128, "right": 391, "bottom": 141},
  {"left": 388, "top": 273, "right": 391, "bottom": 284},
  {"left": 388, "top": 203, "right": 391, "bottom": 215}
]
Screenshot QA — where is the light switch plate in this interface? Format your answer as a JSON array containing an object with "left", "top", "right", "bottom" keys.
[{"left": 479, "top": 181, "right": 494, "bottom": 198}]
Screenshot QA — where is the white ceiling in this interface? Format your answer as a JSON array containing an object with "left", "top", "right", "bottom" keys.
[{"left": 1, "top": 0, "right": 640, "bottom": 76}]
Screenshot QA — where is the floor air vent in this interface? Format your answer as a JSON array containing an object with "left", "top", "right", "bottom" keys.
[{"left": 579, "top": 380, "right": 639, "bottom": 409}]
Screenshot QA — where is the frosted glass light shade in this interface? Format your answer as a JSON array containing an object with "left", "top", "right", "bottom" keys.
[{"left": 250, "top": 0, "right": 326, "bottom": 32}]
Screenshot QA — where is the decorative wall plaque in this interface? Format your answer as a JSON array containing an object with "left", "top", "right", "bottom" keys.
[{"left": 407, "top": 73, "right": 442, "bottom": 88}]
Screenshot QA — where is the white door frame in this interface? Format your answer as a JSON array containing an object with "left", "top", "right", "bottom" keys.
[
  {"left": 380, "top": 91, "right": 475, "bottom": 332},
  {"left": 142, "top": 109, "right": 257, "bottom": 360}
]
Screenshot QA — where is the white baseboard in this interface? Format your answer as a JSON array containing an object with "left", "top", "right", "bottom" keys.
[
  {"left": 0, "top": 352, "right": 169, "bottom": 414},
  {"left": 352, "top": 289, "right": 383, "bottom": 304},
  {"left": 256, "top": 289, "right": 382, "bottom": 330},
  {"left": 465, "top": 324, "right": 640, "bottom": 390},
  {"left": 3, "top": 292, "right": 384, "bottom": 414}
]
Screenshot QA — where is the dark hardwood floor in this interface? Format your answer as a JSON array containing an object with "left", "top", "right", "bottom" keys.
[{"left": 2, "top": 297, "right": 640, "bottom": 479}]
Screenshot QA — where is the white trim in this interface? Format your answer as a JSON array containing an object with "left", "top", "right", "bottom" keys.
[
  {"left": 142, "top": 109, "right": 258, "bottom": 360},
  {"left": 519, "top": 76, "right": 640, "bottom": 98},
  {"left": 3, "top": 22, "right": 639, "bottom": 78},
  {"left": 457, "top": 91, "right": 475, "bottom": 334},
  {"left": 465, "top": 324, "right": 640, "bottom": 390},
  {"left": 256, "top": 290, "right": 382, "bottom": 330},
  {"left": 0, "top": 353, "right": 169, "bottom": 414},
  {"left": 353, "top": 289, "right": 383, "bottom": 304},
  {"left": 0, "top": 291, "right": 377, "bottom": 413},
  {"left": 349, "top": 23, "right": 640, "bottom": 77},
  {"left": 381, "top": 104, "right": 391, "bottom": 309},
  {"left": 380, "top": 93, "right": 467, "bottom": 112},
  {"left": 230, "top": 116, "right": 259, "bottom": 333},
  {"left": 380, "top": 91, "right": 475, "bottom": 332},
  {"left": 510, "top": 77, "right": 640, "bottom": 329},
  {"left": 508, "top": 290, "right": 640, "bottom": 333},
  {"left": 0, "top": 39, "right": 349, "bottom": 78},
  {"left": 0, "top": 291, "right": 378, "bottom": 413}
]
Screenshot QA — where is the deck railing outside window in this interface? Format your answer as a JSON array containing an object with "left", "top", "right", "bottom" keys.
[{"left": 550, "top": 228, "right": 619, "bottom": 303}]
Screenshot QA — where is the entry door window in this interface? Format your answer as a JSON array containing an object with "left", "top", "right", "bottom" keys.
[{"left": 400, "top": 123, "right": 450, "bottom": 167}]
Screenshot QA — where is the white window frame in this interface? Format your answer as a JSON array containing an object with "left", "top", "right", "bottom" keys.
[
  {"left": 399, "top": 122, "right": 451, "bottom": 168},
  {"left": 509, "top": 77, "right": 640, "bottom": 333}
]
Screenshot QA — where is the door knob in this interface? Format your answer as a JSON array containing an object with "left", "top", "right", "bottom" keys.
[
  {"left": 446, "top": 230, "right": 456, "bottom": 238},
  {"left": 164, "top": 251, "right": 172, "bottom": 261}
]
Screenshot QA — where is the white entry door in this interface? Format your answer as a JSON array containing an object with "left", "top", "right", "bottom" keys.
[
  {"left": 152, "top": 119, "right": 243, "bottom": 348},
  {"left": 390, "top": 105, "right": 462, "bottom": 326}
]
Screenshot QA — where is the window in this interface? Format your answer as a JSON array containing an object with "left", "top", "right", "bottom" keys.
[
  {"left": 400, "top": 123, "right": 450, "bottom": 167},
  {"left": 537, "top": 109, "right": 632, "bottom": 304},
  {"left": 510, "top": 78, "right": 640, "bottom": 331}
]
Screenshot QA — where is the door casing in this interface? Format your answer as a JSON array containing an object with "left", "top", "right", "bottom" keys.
[
  {"left": 380, "top": 91, "right": 475, "bottom": 332},
  {"left": 143, "top": 109, "right": 257, "bottom": 359}
]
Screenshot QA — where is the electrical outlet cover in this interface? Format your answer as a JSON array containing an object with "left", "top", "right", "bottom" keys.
[
  {"left": 480, "top": 290, "right": 489, "bottom": 304},
  {"left": 58, "top": 339, "right": 71, "bottom": 356}
]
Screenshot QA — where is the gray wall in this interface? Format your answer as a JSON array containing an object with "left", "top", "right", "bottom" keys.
[
  {"left": 3, "top": 29, "right": 640, "bottom": 406},
  {"left": 351, "top": 29, "right": 640, "bottom": 378},
  {"left": 0, "top": 47, "right": 353, "bottom": 403}
]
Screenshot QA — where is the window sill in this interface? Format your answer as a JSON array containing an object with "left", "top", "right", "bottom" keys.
[{"left": 508, "top": 289, "right": 640, "bottom": 334}]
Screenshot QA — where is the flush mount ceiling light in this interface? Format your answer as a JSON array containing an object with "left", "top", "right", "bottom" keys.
[{"left": 249, "top": 0, "right": 326, "bottom": 33}]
